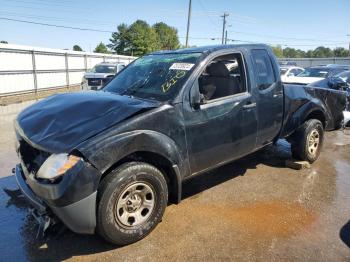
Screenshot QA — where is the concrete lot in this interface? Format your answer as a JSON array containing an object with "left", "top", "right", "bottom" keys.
[{"left": 0, "top": 101, "right": 350, "bottom": 261}]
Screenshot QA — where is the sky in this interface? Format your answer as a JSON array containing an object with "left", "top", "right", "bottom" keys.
[{"left": 0, "top": 0, "right": 349, "bottom": 52}]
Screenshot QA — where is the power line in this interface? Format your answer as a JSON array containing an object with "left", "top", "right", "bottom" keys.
[
  {"left": 1, "top": 16, "right": 348, "bottom": 48},
  {"left": 228, "top": 30, "right": 346, "bottom": 43},
  {"left": 0, "top": 17, "right": 114, "bottom": 33}
]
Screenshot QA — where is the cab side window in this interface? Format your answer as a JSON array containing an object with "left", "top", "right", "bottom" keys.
[
  {"left": 251, "top": 49, "right": 276, "bottom": 90},
  {"left": 198, "top": 53, "right": 247, "bottom": 101}
]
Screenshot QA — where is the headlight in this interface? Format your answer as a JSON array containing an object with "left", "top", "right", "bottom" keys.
[{"left": 37, "top": 153, "right": 81, "bottom": 181}]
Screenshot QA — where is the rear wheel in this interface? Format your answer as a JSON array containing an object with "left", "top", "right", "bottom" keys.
[
  {"left": 291, "top": 119, "right": 324, "bottom": 163},
  {"left": 97, "top": 162, "right": 168, "bottom": 245}
]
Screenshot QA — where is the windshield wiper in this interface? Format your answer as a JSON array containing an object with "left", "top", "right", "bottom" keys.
[{"left": 121, "top": 78, "right": 149, "bottom": 97}]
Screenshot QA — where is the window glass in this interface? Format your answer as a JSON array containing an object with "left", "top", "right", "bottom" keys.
[
  {"left": 280, "top": 68, "right": 288, "bottom": 75},
  {"left": 104, "top": 53, "right": 202, "bottom": 101},
  {"left": 296, "top": 69, "right": 303, "bottom": 76},
  {"left": 197, "top": 53, "right": 247, "bottom": 102},
  {"left": 90, "top": 65, "right": 117, "bottom": 73},
  {"left": 251, "top": 49, "right": 275, "bottom": 90},
  {"left": 118, "top": 65, "right": 125, "bottom": 71},
  {"left": 298, "top": 67, "right": 330, "bottom": 78}
]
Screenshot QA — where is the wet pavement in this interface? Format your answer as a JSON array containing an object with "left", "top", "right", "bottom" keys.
[{"left": 0, "top": 102, "right": 350, "bottom": 261}]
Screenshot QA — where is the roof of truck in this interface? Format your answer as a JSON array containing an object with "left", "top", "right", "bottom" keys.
[{"left": 151, "top": 44, "right": 269, "bottom": 55}]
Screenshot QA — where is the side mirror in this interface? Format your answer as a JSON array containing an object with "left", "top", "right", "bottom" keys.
[
  {"left": 287, "top": 73, "right": 295, "bottom": 77},
  {"left": 190, "top": 82, "right": 201, "bottom": 110},
  {"left": 328, "top": 77, "right": 349, "bottom": 91}
]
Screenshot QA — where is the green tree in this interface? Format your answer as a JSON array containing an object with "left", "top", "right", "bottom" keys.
[
  {"left": 73, "top": 45, "right": 83, "bottom": 51},
  {"left": 0, "top": 40, "right": 8, "bottom": 44},
  {"left": 94, "top": 42, "right": 109, "bottom": 53},
  {"left": 312, "top": 46, "right": 333, "bottom": 58},
  {"left": 305, "top": 50, "right": 314, "bottom": 58},
  {"left": 153, "top": 22, "right": 180, "bottom": 50},
  {"left": 283, "top": 47, "right": 299, "bottom": 58},
  {"left": 108, "top": 23, "right": 131, "bottom": 55},
  {"left": 127, "top": 20, "right": 159, "bottom": 56},
  {"left": 272, "top": 45, "right": 283, "bottom": 58},
  {"left": 333, "top": 47, "right": 349, "bottom": 57},
  {"left": 108, "top": 20, "right": 180, "bottom": 56}
]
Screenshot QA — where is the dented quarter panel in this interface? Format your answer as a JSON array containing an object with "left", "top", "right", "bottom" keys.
[{"left": 280, "top": 84, "right": 346, "bottom": 138}]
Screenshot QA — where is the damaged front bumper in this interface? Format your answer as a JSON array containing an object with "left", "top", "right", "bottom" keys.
[{"left": 14, "top": 164, "right": 98, "bottom": 235}]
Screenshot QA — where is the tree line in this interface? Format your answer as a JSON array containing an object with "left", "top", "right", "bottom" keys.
[
  {"left": 4, "top": 20, "right": 349, "bottom": 58},
  {"left": 272, "top": 45, "right": 349, "bottom": 58},
  {"left": 73, "top": 20, "right": 180, "bottom": 55}
]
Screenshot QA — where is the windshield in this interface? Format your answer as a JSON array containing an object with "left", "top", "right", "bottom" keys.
[
  {"left": 91, "top": 64, "right": 117, "bottom": 73},
  {"left": 280, "top": 68, "right": 288, "bottom": 75},
  {"left": 336, "top": 70, "right": 350, "bottom": 83},
  {"left": 297, "top": 67, "right": 330, "bottom": 78},
  {"left": 103, "top": 53, "right": 202, "bottom": 101}
]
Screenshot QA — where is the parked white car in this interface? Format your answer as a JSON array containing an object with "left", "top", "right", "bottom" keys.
[
  {"left": 280, "top": 66, "right": 304, "bottom": 82},
  {"left": 81, "top": 62, "right": 126, "bottom": 90},
  {"left": 283, "top": 65, "right": 350, "bottom": 85}
]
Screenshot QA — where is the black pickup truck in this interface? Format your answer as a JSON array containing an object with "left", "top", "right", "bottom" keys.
[{"left": 13, "top": 44, "right": 346, "bottom": 245}]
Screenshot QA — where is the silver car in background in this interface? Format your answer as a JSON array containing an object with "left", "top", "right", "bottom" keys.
[{"left": 81, "top": 62, "right": 126, "bottom": 90}]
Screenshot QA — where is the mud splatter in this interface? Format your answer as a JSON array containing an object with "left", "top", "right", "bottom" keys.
[{"left": 184, "top": 200, "right": 317, "bottom": 239}]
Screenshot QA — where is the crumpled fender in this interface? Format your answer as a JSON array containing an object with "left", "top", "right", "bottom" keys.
[
  {"left": 77, "top": 129, "right": 184, "bottom": 175},
  {"left": 281, "top": 98, "right": 329, "bottom": 137}
]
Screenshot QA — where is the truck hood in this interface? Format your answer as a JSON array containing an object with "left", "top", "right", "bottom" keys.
[
  {"left": 284, "top": 76, "right": 324, "bottom": 85},
  {"left": 16, "top": 91, "right": 159, "bottom": 153},
  {"left": 84, "top": 72, "right": 115, "bottom": 78}
]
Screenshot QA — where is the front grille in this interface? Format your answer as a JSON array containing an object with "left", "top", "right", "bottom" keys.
[
  {"left": 18, "top": 137, "right": 50, "bottom": 176},
  {"left": 88, "top": 78, "right": 102, "bottom": 86}
]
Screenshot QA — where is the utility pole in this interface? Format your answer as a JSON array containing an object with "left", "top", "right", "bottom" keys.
[
  {"left": 221, "top": 12, "right": 229, "bottom": 44},
  {"left": 185, "top": 0, "right": 192, "bottom": 48},
  {"left": 225, "top": 25, "right": 232, "bottom": 44}
]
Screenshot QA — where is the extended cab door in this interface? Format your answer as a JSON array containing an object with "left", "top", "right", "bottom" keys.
[
  {"left": 250, "top": 49, "right": 284, "bottom": 146},
  {"left": 182, "top": 51, "right": 258, "bottom": 175}
]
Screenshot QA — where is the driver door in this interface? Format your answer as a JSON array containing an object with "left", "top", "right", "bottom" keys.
[{"left": 182, "top": 52, "right": 258, "bottom": 175}]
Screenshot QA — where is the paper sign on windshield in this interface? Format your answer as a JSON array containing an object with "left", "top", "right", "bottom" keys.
[{"left": 169, "top": 63, "right": 194, "bottom": 71}]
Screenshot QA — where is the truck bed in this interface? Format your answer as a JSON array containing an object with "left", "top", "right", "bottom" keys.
[{"left": 280, "top": 84, "right": 347, "bottom": 138}]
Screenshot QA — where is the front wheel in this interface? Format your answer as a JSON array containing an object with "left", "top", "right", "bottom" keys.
[
  {"left": 291, "top": 119, "right": 324, "bottom": 163},
  {"left": 97, "top": 162, "right": 168, "bottom": 245}
]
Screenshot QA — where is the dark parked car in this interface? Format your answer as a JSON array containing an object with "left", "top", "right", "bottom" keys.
[
  {"left": 13, "top": 44, "right": 346, "bottom": 245},
  {"left": 308, "top": 70, "right": 350, "bottom": 110}
]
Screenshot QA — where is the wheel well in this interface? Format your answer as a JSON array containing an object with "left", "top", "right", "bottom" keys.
[
  {"left": 100, "top": 151, "right": 180, "bottom": 204},
  {"left": 305, "top": 110, "right": 326, "bottom": 128}
]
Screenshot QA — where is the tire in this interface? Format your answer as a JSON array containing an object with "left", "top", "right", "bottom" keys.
[
  {"left": 97, "top": 162, "right": 168, "bottom": 245},
  {"left": 291, "top": 119, "right": 324, "bottom": 163}
]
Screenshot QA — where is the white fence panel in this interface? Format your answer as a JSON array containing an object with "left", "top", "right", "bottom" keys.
[
  {"left": 35, "top": 54, "right": 66, "bottom": 70},
  {"left": 68, "top": 56, "right": 85, "bottom": 70},
  {"left": 1, "top": 74, "right": 35, "bottom": 93},
  {"left": 86, "top": 57, "right": 104, "bottom": 69},
  {"left": 0, "top": 52, "right": 33, "bottom": 71},
  {"left": 0, "top": 43, "right": 136, "bottom": 95},
  {"left": 278, "top": 57, "right": 350, "bottom": 67},
  {"left": 36, "top": 72, "right": 67, "bottom": 89},
  {"left": 69, "top": 71, "right": 85, "bottom": 85}
]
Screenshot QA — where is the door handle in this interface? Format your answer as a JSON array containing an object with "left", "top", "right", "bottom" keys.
[
  {"left": 243, "top": 102, "right": 256, "bottom": 109},
  {"left": 273, "top": 91, "right": 283, "bottom": 98}
]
